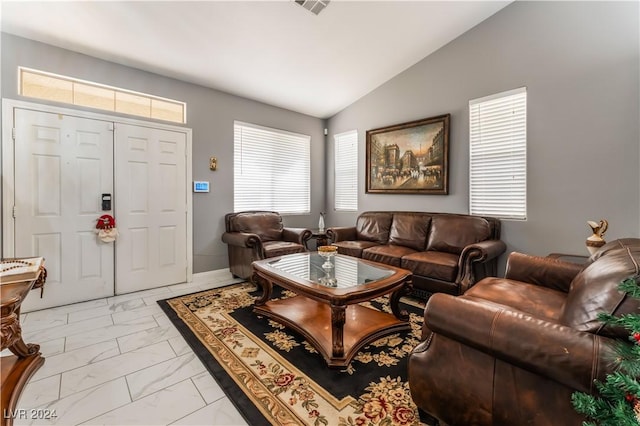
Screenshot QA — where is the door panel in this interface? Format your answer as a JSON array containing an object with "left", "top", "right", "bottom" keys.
[
  {"left": 115, "top": 124, "right": 187, "bottom": 293},
  {"left": 14, "top": 109, "right": 115, "bottom": 311}
]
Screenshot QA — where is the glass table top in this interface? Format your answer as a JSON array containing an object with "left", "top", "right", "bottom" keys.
[{"left": 264, "top": 252, "right": 395, "bottom": 288}]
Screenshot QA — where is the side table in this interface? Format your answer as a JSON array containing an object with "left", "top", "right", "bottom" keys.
[
  {"left": 1, "top": 257, "right": 47, "bottom": 426},
  {"left": 306, "top": 229, "right": 328, "bottom": 250},
  {"left": 547, "top": 253, "right": 590, "bottom": 265}
]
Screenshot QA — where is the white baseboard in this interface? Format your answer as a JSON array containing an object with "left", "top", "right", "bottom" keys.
[{"left": 191, "top": 268, "right": 235, "bottom": 284}]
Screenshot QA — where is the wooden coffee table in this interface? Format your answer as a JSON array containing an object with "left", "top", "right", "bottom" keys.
[{"left": 252, "top": 252, "right": 412, "bottom": 367}]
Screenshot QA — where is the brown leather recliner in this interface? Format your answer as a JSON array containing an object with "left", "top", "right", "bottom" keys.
[
  {"left": 221, "top": 211, "right": 312, "bottom": 280},
  {"left": 408, "top": 238, "right": 640, "bottom": 425}
]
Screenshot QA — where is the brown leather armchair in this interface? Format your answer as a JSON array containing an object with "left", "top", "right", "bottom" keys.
[
  {"left": 408, "top": 238, "right": 640, "bottom": 425},
  {"left": 221, "top": 211, "right": 312, "bottom": 280}
]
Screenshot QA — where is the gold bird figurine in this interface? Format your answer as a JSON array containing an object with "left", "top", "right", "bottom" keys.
[
  {"left": 586, "top": 219, "right": 608, "bottom": 255},
  {"left": 587, "top": 219, "right": 608, "bottom": 239}
]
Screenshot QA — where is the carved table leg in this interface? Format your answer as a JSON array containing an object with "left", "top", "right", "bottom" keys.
[
  {"left": 330, "top": 303, "right": 346, "bottom": 358},
  {"left": 8, "top": 340, "right": 40, "bottom": 358},
  {"left": 2, "top": 311, "right": 40, "bottom": 357},
  {"left": 253, "top": 274, "right": 272, "bottom": 306},
  {"left": 390, "top": 280, "right": 413, "bottom": 321}
]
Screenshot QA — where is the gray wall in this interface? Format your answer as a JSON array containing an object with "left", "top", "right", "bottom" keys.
[
  {"left": 0, "top": 33, "right": 326, "bottom": 273},
  {"left": 3, "top": 1, "right": 639, "bottom": 276},
  {"left": 326, "top": 1, "right": 640, "bottom": 266}
]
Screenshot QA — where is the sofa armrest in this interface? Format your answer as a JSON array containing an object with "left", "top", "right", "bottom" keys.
[
  {"left": 457, "top": 240, "right": 507, "bottom": 291},
  {"left": 326, "top": 226, "right": 357, "bottom": 243},
  {"left": 505, "top": 252, "right": 584, "bottom": 292},
  {"left": 221, "top": 232, "right": 262, "bottom": 249},
  {"left": 282, "top": 228, "right": 312, "bottom": 245},
  {"left": 424, "top": 293, "right": 615, "bottom": 393}
]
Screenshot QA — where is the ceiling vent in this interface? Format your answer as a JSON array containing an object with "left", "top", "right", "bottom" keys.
[{"left": 294, "top": 0, "right": 330, "bottom": 15}]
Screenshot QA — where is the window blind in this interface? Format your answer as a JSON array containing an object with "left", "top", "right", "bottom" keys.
[
  {"left": 334, "top": 130, "right": 358, "bottom": 211},
  {"left": 234, "top": 121, "right": 310, "bottom": 214},
  {"left": 469, "top": 87, "right": 527, "bottom": 220}
]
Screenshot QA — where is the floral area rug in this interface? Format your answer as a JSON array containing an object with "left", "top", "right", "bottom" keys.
[{"left": 157, "top": 282, "right": 432, "bottom": 426}]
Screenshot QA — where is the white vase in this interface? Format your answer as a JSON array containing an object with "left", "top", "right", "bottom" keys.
[
  {"left": 318, "top": 213, "right": 325, "bottom": 232},
  {"left": 586, "top": 235, "right": 605, "bottom": 255}
]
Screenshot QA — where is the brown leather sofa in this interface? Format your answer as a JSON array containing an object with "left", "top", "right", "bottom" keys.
[
  {"left": 221, "top": 211, "right": 312, "bottom": 280},
  {"left": 326, "top": 211, "right": 506, "bottom": 298},
  {"left": 408, "top": 238, "right": 640, "bottom": 425}
]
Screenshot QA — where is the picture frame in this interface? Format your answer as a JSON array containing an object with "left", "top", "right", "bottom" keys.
[{"left": 366, "top": 114, "right": 450, "bottom": 194}]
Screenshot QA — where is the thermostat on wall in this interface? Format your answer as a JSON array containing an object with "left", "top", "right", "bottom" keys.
[{"left": 193, "top": 181, "right": 210, "bottom": 193}]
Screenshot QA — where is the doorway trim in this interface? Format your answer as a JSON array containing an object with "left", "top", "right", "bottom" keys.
[{"left": 1, "top": 98, "right": 193, "bottom": 283}]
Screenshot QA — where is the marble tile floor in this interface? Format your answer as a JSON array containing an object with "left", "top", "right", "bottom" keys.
[{"left": 4, "top": 274, "right": 249, "bottom": 426}]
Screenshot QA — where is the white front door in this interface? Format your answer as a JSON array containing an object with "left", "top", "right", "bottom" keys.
[
  {"left": 13, "top": 109, "right": 115, "bottom": 311},
  {"left": 114, "top": 123, "right": 187, "bottom": 294}
]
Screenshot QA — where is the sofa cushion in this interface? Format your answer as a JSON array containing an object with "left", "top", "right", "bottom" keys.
[
  {"left": 560, "top": 241, "right": 640, "bottom": 338},
  {"left": 402, "top": 251, "right": 458, "bottom": 282},
  {"left": 231, "top": 212, "right": 283, "bottom": 242},
  {"left": 332, "top": 240, "right": 380, "bottom": 258},
  {"left": 356, "top": 212, "right": 393, "bottom": 243},
  {"left": 465, "top": 277, "right": 566, "bottom": 323},
  {"left": 389, "top": 213, "right": 431, "bottom": 251},
  {"left": 363, "top": 244, "right": 416, "bottom": 267},
  {"left": 262, "top": 241, "right": 306, "bottom": 258},
  {"left": 426, "top": 215, "right": 492, "bottom": 254}
]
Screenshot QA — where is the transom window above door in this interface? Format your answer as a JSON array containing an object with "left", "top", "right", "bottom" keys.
[{"left": 19, "top": 67, "right": 186, "bottom": 124}]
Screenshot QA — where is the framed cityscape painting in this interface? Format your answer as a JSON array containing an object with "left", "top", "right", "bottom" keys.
[{"left": 366, "top": 114, "right": 450, "bottom": 194}]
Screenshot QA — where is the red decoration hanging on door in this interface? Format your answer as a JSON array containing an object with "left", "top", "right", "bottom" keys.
[
  {"left": 96, "top": 214, "right": 116, "bottom": 229},
  {"left": 95, "top": 214, "right": 118, "bottom": 242}
]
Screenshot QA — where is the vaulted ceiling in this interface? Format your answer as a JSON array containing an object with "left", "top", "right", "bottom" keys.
[{"left": 1, "top": 1, "right": 511, "bottom": 118}]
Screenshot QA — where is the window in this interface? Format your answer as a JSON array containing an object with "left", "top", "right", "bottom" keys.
[
  {"left": 469, "top": 87, "right": 527, "bottom": 220},
  {"left": 234, "top": 121, "right": 310, "bottom": 214},
  {"left": 19, "top": 67, "right": 186, "bottom": 124},
  {"left": 334, "top": 130, "right": 358, "bottom": 211}
]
